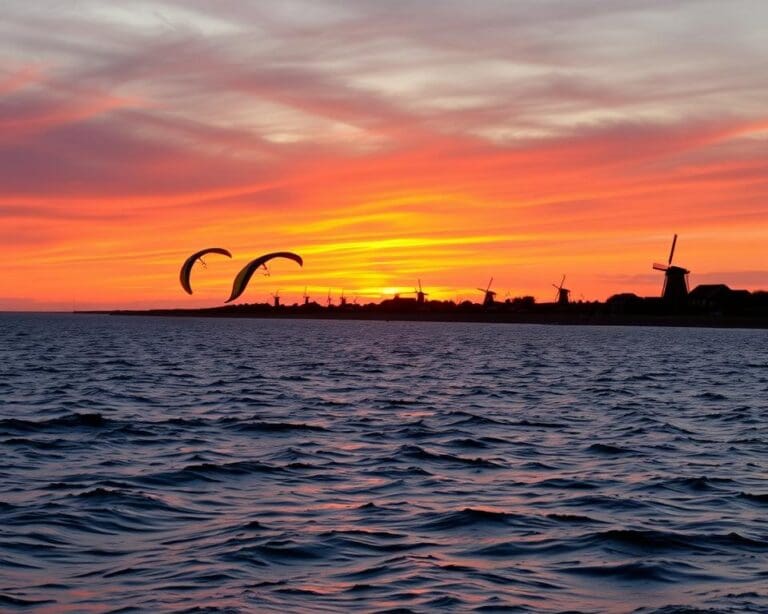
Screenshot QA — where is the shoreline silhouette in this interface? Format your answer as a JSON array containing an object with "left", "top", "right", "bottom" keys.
[{"left": 77, "top": 288, "right": 768, "bottom": 329}]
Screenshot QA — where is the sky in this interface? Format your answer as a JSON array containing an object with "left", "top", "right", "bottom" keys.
[{"left": 2, "top": 0, "right": 767, "bottom": 310}]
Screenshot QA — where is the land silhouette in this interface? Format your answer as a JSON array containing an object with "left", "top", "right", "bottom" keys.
[{"left": 81, "top": 284, "right": 768, "bottom": 329}]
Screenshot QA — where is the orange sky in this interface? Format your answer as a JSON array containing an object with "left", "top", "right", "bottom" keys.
[{"left": 2, "top": 1, "right": 767, "bottom": 310}]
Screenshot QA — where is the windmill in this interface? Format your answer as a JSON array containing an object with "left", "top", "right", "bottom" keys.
[
  {"left": 303, "top": 286, "right": 310, "bottom": 305},
  {"left": 653, "top": 234, "right": 689, "bottom": 303},
  {"left": 477, "top": 277, "right": 497, "bottom": 307},
  {"left": 552, "top": 275, "right": 570, "bottom": 306},
  {"left": 400, "top": 279, "right": 429, "bottom": 304},
  {"left": 414, "top": 279, "right": 428, "bottom": 305},
  {"left": 271, "top": 290, "right": 280, "bottom": 308}
]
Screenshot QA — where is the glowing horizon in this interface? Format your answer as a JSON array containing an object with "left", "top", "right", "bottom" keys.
[{"left": 2, "top": 1, "right": 767, "bottom": 310}]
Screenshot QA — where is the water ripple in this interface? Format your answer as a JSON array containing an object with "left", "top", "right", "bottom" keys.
[{"left": 1, "top": 314, "right": 767, "bottom": 612}]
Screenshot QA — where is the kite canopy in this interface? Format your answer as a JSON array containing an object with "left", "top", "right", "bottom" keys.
[
  {"left": 179, "top": 248, "right": 232, "bottom": 295},
  {"left": 226, "top": 251, "right": 303, "bottom": 303}
]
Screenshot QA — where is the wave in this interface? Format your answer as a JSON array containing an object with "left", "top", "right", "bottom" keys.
[
  {"left": 530, "top": 477, "right": 600, "bottom": 490},
  {"left": 576, "top": 528, "right": 768, "bottom": 555},
  {"left": 446, "top": 438, "right": 490, "bottom": 449},
  {"left": 442, "top": 411, "right": 508, "bottom": 426},
  {"left": 396, "top": 445, "right": 505, "bottom": 468},
  {"left": 645, "top": 476, "right": 736, "bottom": 492},
  {"left": 0, "top": 594, "right": 56, "bottom": 607},
  {"left": 0, "top": 412, "right": 110, "bottom": 432},
  {"left": 558, "top": 560, "right": 710, "bottom": 583},
  {"left": 586, "top": 442, "right": 637, "bottom": 455},
  {"left": 418, "top": 508, "right": 538, "bottom": 531},
  {"left": 229, "top": 421, "right": 328, "bottom": 433},
  {"left": 739, "top": 492, "right": 768, "bottom": 504},
  {"left": 138, "top": 460, "right": 284, "bottom": 485},
  {"left": 66, "top": 488, "right": 200, "bottom": 518}
]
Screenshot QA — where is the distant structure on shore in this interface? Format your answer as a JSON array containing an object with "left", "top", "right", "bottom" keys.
[
  {"left": 398, "top": 280, "right": 428, "bottom": 305},
  {"left": 594, "top": 234, "right": 761, "bottom": 315},
  {"left": 477, "top": 278, "right": 497, "bottom": 307},
  {"left": 653, "top": 234, "right": 690, "bottom": 304},
  {"left": 553, "top": 275, "right": 570, "bottom": 306}
]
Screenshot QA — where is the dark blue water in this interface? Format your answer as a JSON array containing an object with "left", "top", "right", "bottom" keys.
[{"left": 1, "top": 314, "right": 767, "bottom": 613}]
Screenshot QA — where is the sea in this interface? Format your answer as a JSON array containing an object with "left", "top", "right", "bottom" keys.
[{"left": 1, "top": 313, "right": 767, "bottom": 613}]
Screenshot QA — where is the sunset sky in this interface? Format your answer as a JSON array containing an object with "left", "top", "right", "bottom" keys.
[{"left": 2, "top": 0, "right": 767, "bottom": 310}]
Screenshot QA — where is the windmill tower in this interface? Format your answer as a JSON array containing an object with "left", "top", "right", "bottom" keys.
[
  {"left": 415, "top": 279, "right": 428, "bottom": 305},
  {"left": 272, "top": 290, "right": 280, "bottom": 308},
  {"left": 477, "top": 277, "right": 497, "bottom": 307},
  {"left": 552, "top": 275, "right": 570, "bottom": 306},
  {"left": 653, "top": 234, "right": 689, "bottom": 304},
  {"left": 401, "top": 279, "right": 429, "bottom": 304}
]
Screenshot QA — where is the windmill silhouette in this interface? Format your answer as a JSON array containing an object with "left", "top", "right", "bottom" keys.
[
  {"left": 271, "top": 290, "right": 280, "bottom": 308},
  {"left": 653, "top": 234, "right": 689, "bottom": 303},
  {"left": 414, "top": 279, "right": 428, "bottom": 305},
  {"left": 552, "top": 275, "right": 570, "bottom": 306},
  {"left": 477, "top": 277, "right": 497, "bottom": 307},
  {"left": 401, "top": 279, "right": 429, "bottom": 305}
]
